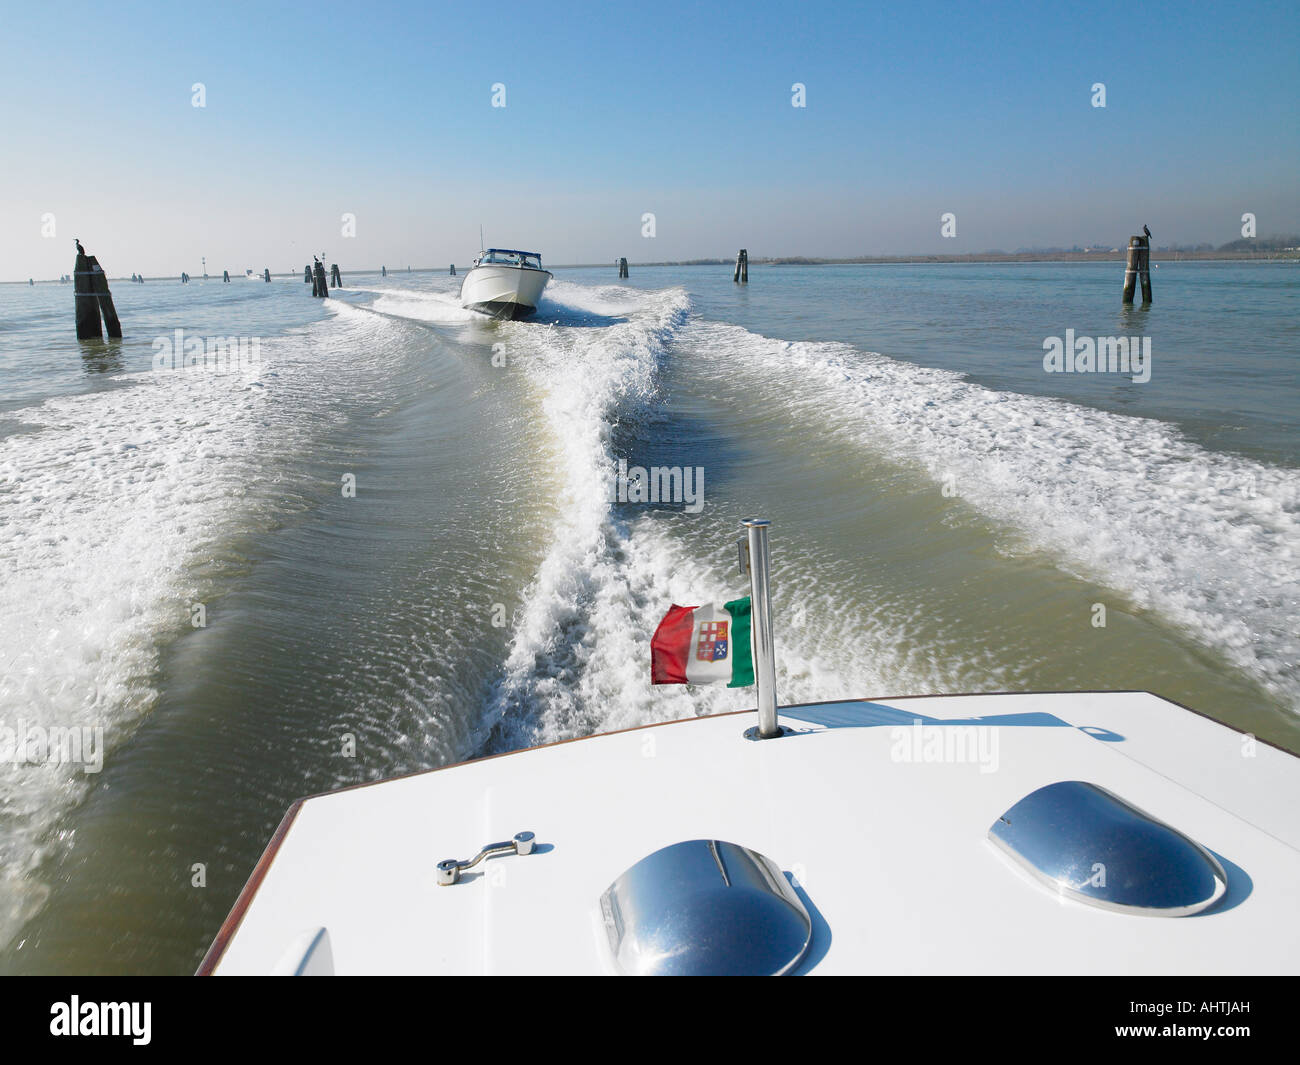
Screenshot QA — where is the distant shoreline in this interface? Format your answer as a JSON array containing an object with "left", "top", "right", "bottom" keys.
[
  {"left": 558, "top": 250, "right": 1300, "bottom": 268},
  {"left": 6, "top": 250, "right": 1297, "bottom": 284}
]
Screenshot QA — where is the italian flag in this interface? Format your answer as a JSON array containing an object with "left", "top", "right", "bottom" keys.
[{"left": 651, "top": 597, "right": 754, "bottom": 687}]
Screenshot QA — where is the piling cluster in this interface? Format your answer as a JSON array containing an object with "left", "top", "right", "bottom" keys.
[
  {"left": 618, "top": 257, "right": 629, "bottom": 278},
  {"left": 73, "top": 241, "right": 123, "bottom": 340},
  {"left": 1122, "top": 235, "right": 1153, "bottom": 304}
]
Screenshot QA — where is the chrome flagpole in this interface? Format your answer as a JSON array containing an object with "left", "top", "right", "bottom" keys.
[{"left": 741, "top": 518, "right": 782, "bottom": 739}]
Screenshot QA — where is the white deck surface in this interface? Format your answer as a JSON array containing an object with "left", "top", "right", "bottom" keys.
[{"left": 210, "top": 692, "right": 1300, "bottom": 974}]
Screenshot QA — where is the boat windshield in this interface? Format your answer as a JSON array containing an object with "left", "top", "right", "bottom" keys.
[{"left": 481, "top": 249, "right": 543, "bottom": 269}]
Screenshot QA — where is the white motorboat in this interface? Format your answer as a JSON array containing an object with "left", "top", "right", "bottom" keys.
[
  {"left": 459, "top": 248, "right": 551, "bottom": 320},
  {"left": 199, "top": 520, "right": 1300, "bottom": 976}
]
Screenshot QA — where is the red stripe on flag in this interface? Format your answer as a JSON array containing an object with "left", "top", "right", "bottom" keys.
[{"left": 651, "top": 604, "right": 697, "bottom": 685}]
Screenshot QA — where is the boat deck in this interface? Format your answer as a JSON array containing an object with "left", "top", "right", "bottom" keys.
[{"left": 203, "top": 691, "right": 1300, "bottom": 975}]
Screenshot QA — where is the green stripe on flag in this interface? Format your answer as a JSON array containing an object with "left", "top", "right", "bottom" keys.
[{"left": 724, "top": 596, "right": 754, "bottom": 688}]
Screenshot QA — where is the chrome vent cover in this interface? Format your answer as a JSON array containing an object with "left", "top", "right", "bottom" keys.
[
  {"left": 600, "top": 839, "right": 812, "bottom": 975},
  {"left": 989, "top": 781, "right": 1227, "bottom": 917}
]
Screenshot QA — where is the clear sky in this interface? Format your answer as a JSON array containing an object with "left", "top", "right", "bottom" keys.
[{"left": 1, "top": 0, "right": 1296, "bottom": 279}]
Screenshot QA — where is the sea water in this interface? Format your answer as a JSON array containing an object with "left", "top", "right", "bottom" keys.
[{"left": 0, "top": 260, "right": 1295, "bottom": 972}]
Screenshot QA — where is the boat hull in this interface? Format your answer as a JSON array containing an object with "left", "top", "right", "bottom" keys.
[{"left": 460, "top": 265, "right": 551, "bottom": 319}]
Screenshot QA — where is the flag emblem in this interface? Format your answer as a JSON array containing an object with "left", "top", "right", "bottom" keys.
[{"left": 697, "top": 621, "right": 729, "bottom": 662}]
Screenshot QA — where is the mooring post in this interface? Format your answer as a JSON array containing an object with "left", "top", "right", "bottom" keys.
[
  {"left": 312, "top": 259, "right": 329, "bottom": 298},
  {"left": 618, "top": 257, "right": 629, "bottom": 278},
  {"left": 1123, "top": 235, "right": 1152, "bottom": 304},
  {"left": 74, "top": 242, "right": 122, "bottom": 339},
  {"left": 74, "top": 245, "right": 101, "bottom": 339},
  {"left": 264, "top": 268, "right": 271, "bottom": 282},
  {"left": 382, "top": 265, "right": 387, "bottom": 277},
  {"left": 91, "top": 260, "right": 122, "bottom": 337},
  {"left": 304, "top": 265, "right": 312, "bottom": 284},
  {"left": 223, "top": 270, "right": 230, "bottom": 283},
  {"left": 450, "top": 264, "right": 456, "bottom": 275},
  {"left": 734, "top": 249, "right": 748, "bottom": 283},
  {"left": 330, "top": 263, "right": 342, "bottom": 287}
]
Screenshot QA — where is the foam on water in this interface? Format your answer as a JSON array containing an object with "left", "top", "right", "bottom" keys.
[
  {"left": 367, "top": 289, "right": 479, "bottom": 324},
  {"left": 0, "top": 305, "right": 397, "bottom": 948},
  {"left": 683, "top": 318, "right": 1300, "bottom": 709},
  {"left": 464, "top": 284, "right": 986, "bottom": 750},
  {"left": 475, "top": 282, "right": 684, "bottom": 747}
]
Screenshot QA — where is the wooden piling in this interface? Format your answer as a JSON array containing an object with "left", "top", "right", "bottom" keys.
[
  {"left": 330, "top": 263, "right": 342, "bottom": 287},
  {"left": 223, "top": 270, "right": 230, "bottom": 283},
  {"left": 1123, "top": 235, "right": 1152, "bottom": 304},
  {"left": 74, "top": 245, "right": 121, "bottom": 339},
  {"left": 75, "top": 255, "right": 101, "bottom": 338},
  {"left": 75, "top": 251, "right": 101, "bottom": 338},
  {"left": 91, "top": 260, "right": 122, "bottom": 337},
  {"left": 264, "top": 268, "right": 271, "bottom": 282},
  {"left": 733, "top": 249, "right": 748, "bottom": 283},
  {"left": 618, "top": 257, "right": 629, "bottom": 278},
  {"left": 304, "top": 265, "right": 312, "bottom": 284},
  {"left": 382, "top": 265, "right": 387, "bottom": 277},
  {"left": 312, "top": 259, "right": 329, "bottom": 298},
  {"left": 450, "top": 264, "right": 456, "bottom": 276}
]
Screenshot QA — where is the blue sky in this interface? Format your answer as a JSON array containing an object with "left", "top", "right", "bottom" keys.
[{"left": 1, "top": 0, "right": 1296, "bottom": 279}]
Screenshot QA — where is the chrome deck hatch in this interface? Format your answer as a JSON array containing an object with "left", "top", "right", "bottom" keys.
[
  {"left": 600, "top": 839, "right": 812, "bottom": 975},
  {"left": 989, "top": 781, "right": 1228, "bottom": 917}
]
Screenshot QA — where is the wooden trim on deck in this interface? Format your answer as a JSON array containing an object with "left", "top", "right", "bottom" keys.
[{"left": 196, "top": 800, "right": 304, "bottom": 975}]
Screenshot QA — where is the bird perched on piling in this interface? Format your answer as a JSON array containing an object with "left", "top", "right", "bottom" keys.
[
  {"left": 75, "top": 238, "right": 86, "bottom": 256},
  {"left": 1143, "top": 225, "right": 1152, "bottom": 240}
]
